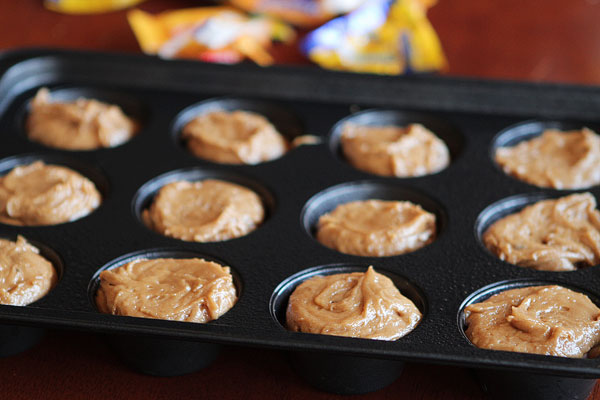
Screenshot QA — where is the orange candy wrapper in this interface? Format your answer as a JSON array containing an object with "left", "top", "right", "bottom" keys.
[
  {"left": 44, "top": 0, "right": 146, "bottom": 14},
  {"left": 127, "top": 7, "right": 295, "bottom": 65}
]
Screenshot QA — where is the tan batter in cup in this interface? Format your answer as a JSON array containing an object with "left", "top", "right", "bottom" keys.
[
  {"left": 96, "top": 257, "right": 237, "bottom": 323},
  {"left": 142, "top": 179, "right": 265, "bottom": 242},
  {"left": 483, "top": 193, "right": 600, "bottom": 271},
  {"left": 26, "top": 88, "right": 138, "bottom": 150},
  {"left": 0, "top": 236, "right": 57, "bottom": 306},
  {"left": 182, "top": 110, "right": 288, "bottom": 164},
  {"left": 316, "top": 199, "right": 436, "bottom": 257},
  {"left": 287, "top": 266, "right": 422, "bottom": 341},
  {"left": 465, "top": 285, "right": 600, "bottom": 358},
  {"left": 0, "top": 161, "right": 101, "bottom": 226}
]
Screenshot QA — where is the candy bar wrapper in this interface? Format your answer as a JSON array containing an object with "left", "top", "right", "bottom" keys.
[
  {"left": 127, "top": 7, "right": 295, "bottom": 65},
  {"left": 302, "top": 0, "right": 446, "bottom": 74},
  {"left": 45, "top": 0, "right": 146, "bottom": 14},
  {"left": 228, "top": 0, "right": 369, "bottom": 27}
]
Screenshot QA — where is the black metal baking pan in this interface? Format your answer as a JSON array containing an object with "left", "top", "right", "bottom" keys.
[{"left": 1, "top": 48, "right": 600, "bottom": 397}]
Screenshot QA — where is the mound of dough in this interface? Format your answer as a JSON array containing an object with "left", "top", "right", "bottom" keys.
[
  {"left": 465, "top": 285, "right": 600, "bottom": 358},
  {"left": 143, "top": 179, "right": 264, "bottom": 242},
  {"left": 483, "top": 193, "right": 600, "bottom": 271},
  {"left": 96, "top": 258, "right": 237, "bottom": 323},
  {"left": 495, "top": 128, "right": 600, "bottom": 189},
  {"left": 316, "top": 199, "right": 436, "bottom": 257},
  {"left": 287, "top": 266, "right": 422, "bottom": 341},
  {"left": 341, "top": 123, "right": 450, "bottom": 177},
  {"left": 0, "top": 161, "right": 101, "bottom": 226},
  {"left": 0, "top": 236, "right": 57, "bottom": 306},
  {"left": 26, "top": 88, "right": 138, "bottom": 150},
  {"left": 182, "top": 110, "right": 288, "bottom": 164}
]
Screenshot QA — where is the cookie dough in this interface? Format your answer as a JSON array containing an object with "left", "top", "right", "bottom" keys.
[
  {"left": 286, "top": 266, "right": 422, "bottom": 340},
  {"left": 340, "top": 123, "right": 450, "bottom": 177},
  {"left": 483, "top": 193, "right": 600, "bottom": 271},
  {"left": 316, "top": 199, "right": 436, "bottom": 257},
  {"left": 495, "top": 128, "right": 600, "bottom": 189},
  {"left": 182, "top": 110, "right": 288, "bottom": 164},
  {"left": 465, "top": 285, "right": 600, "bottom": 358},
  {"left": 0, "top": 161, "right": 101, "bottom": 226},
  {"left": 26, "top": 88, "right": 138, "bottom": 150},
  {"left": 0, "top": 236, "right": 57, "bottom": 306},
  {"left": 96, "top": 257, "right": 237, "bottom": 323},
  {"left": 142, "top": 179, "right": 264, "bottom": 242}
]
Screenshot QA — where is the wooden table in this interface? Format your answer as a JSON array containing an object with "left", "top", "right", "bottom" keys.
[{"left": 1, "top": 1, "right": 600, "bottom": 399}]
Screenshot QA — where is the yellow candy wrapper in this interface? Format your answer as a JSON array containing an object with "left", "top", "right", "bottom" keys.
[
  {"left": 128, "top": 7, "right": 295, "bottom": 65},
  {"left": 44, "top": 0, "right": 146, "bottom": 14},
  {"left": 302, "top": 0, "right": 446, "bottom": 74},
  {"left": 229, "top": 0, "right": 369, "bottom": 27}
]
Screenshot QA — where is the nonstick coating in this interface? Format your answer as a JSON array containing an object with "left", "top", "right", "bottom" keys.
[{"left": 0, "top": 49, "right": 600, "bottom": 381}]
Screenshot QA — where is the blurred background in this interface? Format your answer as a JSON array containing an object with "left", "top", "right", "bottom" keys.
[{"left": 1, "top": 0, "right": 599, "bottom": 84}]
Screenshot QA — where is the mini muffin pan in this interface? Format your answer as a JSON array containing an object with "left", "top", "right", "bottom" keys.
[{"left": 1, "top": 49, "right": 600, "bottom": 397}]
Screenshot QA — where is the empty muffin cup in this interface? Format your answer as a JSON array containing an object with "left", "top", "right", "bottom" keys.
[
  {"left": 271, "top": 264, "right": 426, "bottom": 394},
  {"left": 90, "top": 249, "right": 241, "bottom": 376}
]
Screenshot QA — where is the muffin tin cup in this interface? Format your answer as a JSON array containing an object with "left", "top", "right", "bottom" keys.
[
  {"left": 89, "top": 248, "right": 241, "bottom": 375},
  {"left": 132, "top": 166, "right": 276, "bottom": 237},
  {"left": 107, "top": 335, "right": 221, "bottom": 377},
  {"left": 0, "top": 324, "right": 45, "bottom": 357},
  {"left": 289, "top": 351, "right": 404, "bottom": 395},
  {"left": 15, "top": 86, "right": 147, "bottom": 152},
  {"left": 459, "top": 279, "right": 600, "bottom": 399},
  {"left": 0, "top": 234, "right": 61, "bottom": 358},
  {"left": 328, "top": 108, "right": 464, "bottom": 176},
  {"left": 490, "top": 119, "right": 600, "bottom": 191},
  {"left": 271, "top": 264, "right": 426, "bottom": 394},
  {"left": 301, "top": 180, "right": 447, "bottom": 255},
  {"left": 0, "top": 152, "right": 110, "bottom": 199},
  {"left": 2, "top": 49, "right": 600, "bottom": 398},
  {"left": 172, "top": 96, "right": 304, "bottom": 146},
  {"left": 474, "top": 369, "right": 597, "bottom": 400}
]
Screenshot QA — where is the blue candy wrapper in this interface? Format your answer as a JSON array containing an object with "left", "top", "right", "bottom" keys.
[{"left": 302, "top": 0, "right": 446, "bottom": 75}]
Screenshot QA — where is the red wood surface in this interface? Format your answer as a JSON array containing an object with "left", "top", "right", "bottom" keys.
[{"left": 0, "top": 1, "right": 600, "bottom": 399}]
